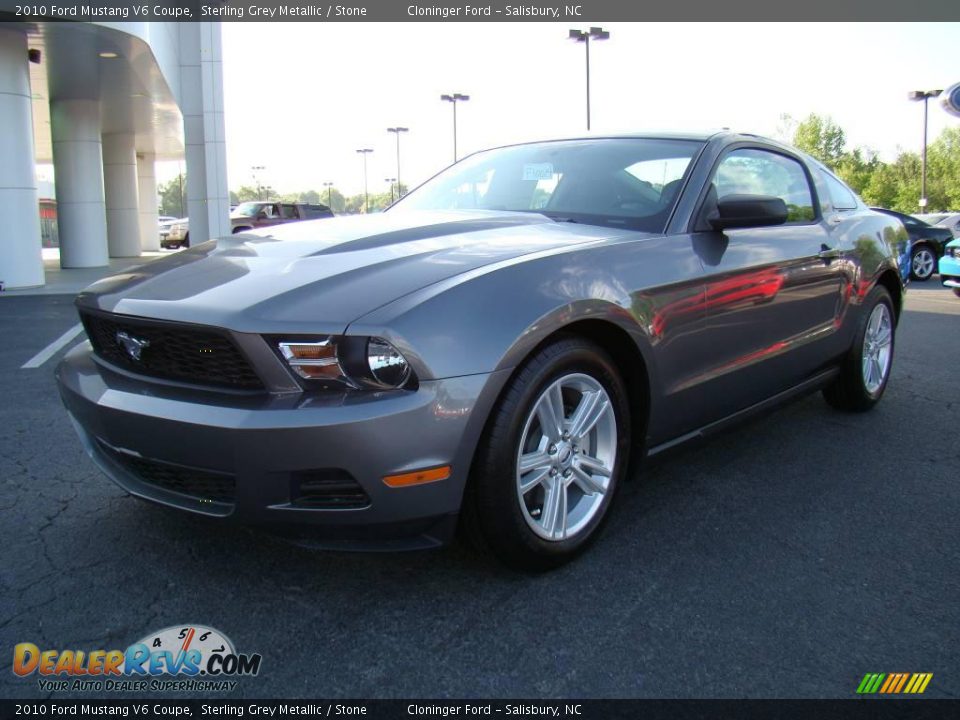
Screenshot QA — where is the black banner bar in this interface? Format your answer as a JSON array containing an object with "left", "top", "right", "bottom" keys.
[{"left": 0, "top": 0, "right": 958, "bottom": 22}]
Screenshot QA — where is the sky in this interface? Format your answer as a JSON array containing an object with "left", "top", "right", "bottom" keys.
[{"left": 166, "top": 21, "right": 959, "bottom": 197}]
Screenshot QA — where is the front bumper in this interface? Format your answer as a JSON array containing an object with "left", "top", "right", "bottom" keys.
[
  {"left": 161, "top": 228, "right": 187, "bottom": 247},
  {"left": 939, "top": 254, "right": 960, "bottom": 288},
  {"left": 57, "top": 342, "right": 502, "bottom": 549}
]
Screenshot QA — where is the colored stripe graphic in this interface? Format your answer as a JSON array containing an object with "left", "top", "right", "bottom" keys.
[
  {"left": 857, "top": 672, "right": 932, "bottom": 694},
  {"left": 894, "top": 673, "right": 910, "bottom": 693}
]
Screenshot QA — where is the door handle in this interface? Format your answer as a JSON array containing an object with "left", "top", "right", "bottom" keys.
[{"left": 818, "top": 245, "right": 841, "bottom": 260}]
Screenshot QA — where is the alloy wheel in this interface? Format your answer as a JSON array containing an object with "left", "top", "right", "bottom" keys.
[
  {"left": 861, "top": 302, "right": 893, "bottom": 395},
  {"left": 912, "top": 248, "right": 935, "bottom": 279},
  {"left": 515, "top": 373, "right": 617, "bottom": 542}
]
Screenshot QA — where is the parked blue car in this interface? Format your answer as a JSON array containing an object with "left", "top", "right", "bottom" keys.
[{"left": 940, "top": 239, "right": 960, "bottom": 297}]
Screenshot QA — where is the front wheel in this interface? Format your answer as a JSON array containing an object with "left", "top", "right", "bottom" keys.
[
  {"left": 464, "top": 337, "right": 631, "bottom": 571},
  {"left": 910, "top": 245, "right": 936, "bottom": 281},
  {"left": 823, "top": 285, "right": 895, "bottom": 412}
]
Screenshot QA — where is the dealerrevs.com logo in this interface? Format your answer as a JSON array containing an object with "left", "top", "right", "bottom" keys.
[{"left": 12, "top": 625, "right": 262, "bottom": 693}]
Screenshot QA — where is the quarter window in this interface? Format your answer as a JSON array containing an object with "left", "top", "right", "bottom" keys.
[
  {"left": 713, "top": 148, "right": 816, "bottom": 223},
  {"left": 823, "top": 173, "right": 858, "bottom": 211}
]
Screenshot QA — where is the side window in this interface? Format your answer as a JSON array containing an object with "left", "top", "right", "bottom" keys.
[
  {"left": 713, "top": 148, "right": 816, "bottom": 223},
  {"left": 823, "top": 172, "right": 858, "bottom": 211}
]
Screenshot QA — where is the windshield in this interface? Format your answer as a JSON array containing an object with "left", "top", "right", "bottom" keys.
[
  {"left": 390, "top": 138, "right": 703, "bottom": 232},
  {"left": 234, "top": 202, "right": 265, "bottom": 217}
]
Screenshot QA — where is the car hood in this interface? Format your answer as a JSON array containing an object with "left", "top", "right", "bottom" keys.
[{"left": 77, "top": 210, "right": 625, "bottom": 334}]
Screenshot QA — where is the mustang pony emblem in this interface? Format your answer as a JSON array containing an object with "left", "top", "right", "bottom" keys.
[{"left": 115, "top": 331, "right": 150, "bottom": 361}]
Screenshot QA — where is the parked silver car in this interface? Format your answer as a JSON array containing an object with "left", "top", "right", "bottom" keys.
[{"left": 57, "top": 132, "right": 905, "bottom": 569}]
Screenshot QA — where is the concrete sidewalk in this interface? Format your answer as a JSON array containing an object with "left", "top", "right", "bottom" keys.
[{"left": 0, "top": 248, "right": 172, "bottom": 297}]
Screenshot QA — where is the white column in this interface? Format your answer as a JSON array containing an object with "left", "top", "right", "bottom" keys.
[
  {"left": 0, "top": 27, "right": 44, "bottom": 289},
  {"left": 51, "top": 98, "right": 108, "bottom": 268},
  {"left": 102, "top": 132, "right": 141, "bottom": 258},
  {"left": 179, "top": 22, "right": 230, "bottom": 245},
  {"left": 137, "top": 152, "right": 159, "bottom": 251}
]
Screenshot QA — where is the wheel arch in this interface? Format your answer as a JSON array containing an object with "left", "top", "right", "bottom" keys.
[
  {"left": 874, "top": 267, "right": 904, "bottom": 322},
  {"left": 464, "top": 316, "right": 654, "bottom": 492}
]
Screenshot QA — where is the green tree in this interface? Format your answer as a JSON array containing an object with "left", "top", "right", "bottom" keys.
[
  {"left": 834, "top": 147, "right": 881, "bottom": 196},
  {"left": 323, "top": 188, "right": 346, "bottom": 213},
  {"left": 792, "top": 113, "right": 847, "bottom": 169},
  {"left": 927, "top": 126, "right": 960, "bottom": 210},
  {"left": 233, "top": 184, "right": 277, "bottom": 202},
  {"left": 158, "top": 174, "right": 186, "bottom": 217},
  {"left": 343, "top": 194, "right": 366, "bottom": 214}
]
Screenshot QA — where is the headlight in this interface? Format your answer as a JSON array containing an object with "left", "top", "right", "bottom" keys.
[
  {"left": 366, "top": 338, "right": 411, "bottom": 388},
  {"left": 275, "top": 336, "right": 414, "bottom": 390}
]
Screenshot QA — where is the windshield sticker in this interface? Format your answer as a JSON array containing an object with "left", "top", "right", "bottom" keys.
[{"left": 523, "top": 163, "right": 554, "bottom": 181}]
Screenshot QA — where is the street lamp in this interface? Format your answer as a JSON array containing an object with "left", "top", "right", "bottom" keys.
[
  {"left": 568, "top": 27, "right": 610, "bottom": 131},
  {"left": 355, "top": 149, "right": 373, "bottom": 213},
  {"left": 385, "top": 177, "right": 397, "bottom": 204},
  {"left": 251, "top": 165, "right": 265, "bottom": 200},
  {"left": 908, "top": 89, "right": 943, "bottom": 210},
  {"left": 440, "top": 93, "right": 469, "bottom": 162},
  {"left": 386, "top": 127, "right": 409, "bottom": 197},
  {"left": 322, "top": 181, "right": 334, "bottom": 209}
]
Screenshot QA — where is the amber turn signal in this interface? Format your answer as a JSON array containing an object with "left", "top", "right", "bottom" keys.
[{"left": 383, "top": 465, "right": 451, "bottom": 488}]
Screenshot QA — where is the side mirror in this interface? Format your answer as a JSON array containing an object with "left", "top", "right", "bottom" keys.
[
  {"left": 255, "top": 210, "right": 267, "bottom": 220},
  {"left": 709, "top": 194, "right": 788, "bottom": 231}
]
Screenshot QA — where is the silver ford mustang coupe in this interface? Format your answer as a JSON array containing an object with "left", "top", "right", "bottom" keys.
[{"left": 57, "top": 132, "right": 906, "bottom": 569}]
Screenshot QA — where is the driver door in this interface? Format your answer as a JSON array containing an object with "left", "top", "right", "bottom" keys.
[{"left": 683, "top": 146, "right": 849, "bottom": 423}]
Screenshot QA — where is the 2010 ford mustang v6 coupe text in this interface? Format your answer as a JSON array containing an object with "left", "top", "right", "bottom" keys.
[{"left": 57, "top": 132, "right": 907, "bottom": 569}]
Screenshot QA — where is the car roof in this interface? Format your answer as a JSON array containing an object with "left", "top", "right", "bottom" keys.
[{"left": 473, "top": 130, "right": 799, "bottom": 157}]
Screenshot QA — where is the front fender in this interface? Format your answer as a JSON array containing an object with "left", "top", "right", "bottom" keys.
[{"left": 345, "top": 246, "right": 657, "bottom": 382}]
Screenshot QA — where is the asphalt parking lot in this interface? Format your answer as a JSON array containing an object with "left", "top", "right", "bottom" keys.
[{"left": 1, "top": 283, "right": 958, "bottom": 700}]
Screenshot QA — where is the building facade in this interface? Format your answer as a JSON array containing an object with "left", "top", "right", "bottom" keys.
[{"left": 0, "top": 20, "right": 229, "bottom": 289}]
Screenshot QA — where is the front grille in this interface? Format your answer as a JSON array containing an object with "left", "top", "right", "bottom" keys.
[
  {"left": 80, "top": 311, "right": 263, "bottom": 390},
  {"left": 291, "top": 469, "right": 370, "bottom": 509},
  {"left": 98, "top": 440, "right": 236, "bottom": 504}
]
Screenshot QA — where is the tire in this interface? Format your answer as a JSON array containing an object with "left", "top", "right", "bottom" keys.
[
  {"left": 954, "top": 288, "right": 960, "bottom": 299},
  {"left": 823, "top": 285, "right": 895, "bottom": 412},
  {"left": 463, "top": 337, "right": 631, "bottom": 571},
  {"left": 182, "top": 233, "right": 190, "bottom": 248},
  {"left": 910, "top": 245, "right": 936, "bottom": 281},
  {"left": 232, "top": 226, "right": 251, "bottom": 234}
]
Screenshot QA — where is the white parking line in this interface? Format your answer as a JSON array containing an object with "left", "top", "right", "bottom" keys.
[{"left": 21, "top": 323, "right": 85, "bottom": 369}]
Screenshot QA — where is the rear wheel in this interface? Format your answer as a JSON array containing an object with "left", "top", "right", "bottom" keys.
[
  {"left": 910, "top": 245, "right": 936, "bottom": 281},
  {"left": 182, "top": 232, "right": 190, "bottom": 248},
  {"left": 823, "top": 285, "right": 895, "bottom": 412},
  {"left": 464, "top": 337, "right": 631, "bottom": 571}
]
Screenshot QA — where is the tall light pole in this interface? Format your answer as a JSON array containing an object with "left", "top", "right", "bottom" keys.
[
  {"left": 908, "top": 89, "right": 943, "bottom": 210},
  {"left": 355, "top": 149, "right": 373, "bottom": 213},
  {"left": 568, "top": 27, "right": 610, "bottom": 131},
  {"left": 440, "top": 93, "right": 469, "bottom": 162},
  {"left": 251, "top": 165, "right": 265, "bottom": 200},
  {"left": 385, "top": 177, "right": 397, "bottom": 204},
  {"left": 322, "top": 181, "right": 334, "bottom": 210},
  {"left": 386, "top": 127, "right": 409, "bottom": 197}
]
